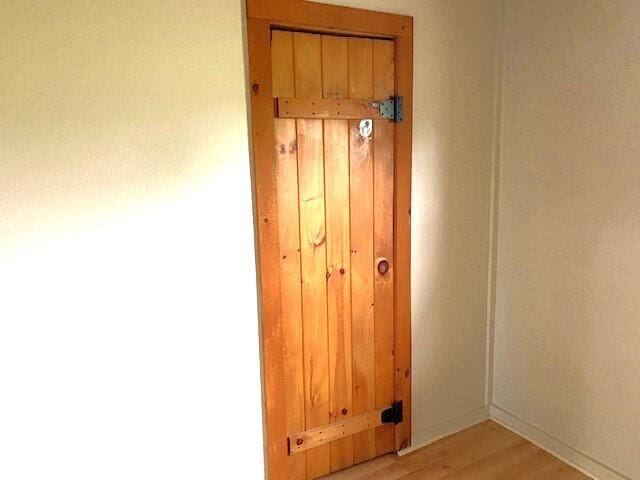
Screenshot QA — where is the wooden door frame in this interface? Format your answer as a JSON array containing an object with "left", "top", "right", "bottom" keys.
[{"left": 246, "top": 1, "right": 412, "bottom": 477}]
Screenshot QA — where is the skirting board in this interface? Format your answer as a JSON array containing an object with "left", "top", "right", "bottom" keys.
[
  {"left": 490, "top": 404, "right": 631, "bottom": 480},
  {"left": 397, "top": 406, "right": 489, "bottom": 456}
]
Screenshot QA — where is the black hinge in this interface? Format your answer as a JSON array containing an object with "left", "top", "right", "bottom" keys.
[
  {"left": 381, "top": 401, "right": 403, "bottom": 424},
  {"left": 379, "top": 96, "right": 404, "bottom": 122}
]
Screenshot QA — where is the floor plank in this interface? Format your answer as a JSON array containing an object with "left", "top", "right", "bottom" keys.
[{"left": 321, "top": 421, "right": 592, "bottom": 480}]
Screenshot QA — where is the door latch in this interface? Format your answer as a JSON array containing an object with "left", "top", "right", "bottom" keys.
[
  {"left": 381, "top": 401, "right": 403, "bottom": 424},
  {"left": 370, "top": 96, "right": 404, "bottom": 122}
]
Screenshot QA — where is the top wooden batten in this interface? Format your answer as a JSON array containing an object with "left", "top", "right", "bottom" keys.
[
  {"left": 275, "top": 97, "right": 381, "bottom": 120},
  {"left": 247, "top": 0, "right": 412, "bottom": 38}
]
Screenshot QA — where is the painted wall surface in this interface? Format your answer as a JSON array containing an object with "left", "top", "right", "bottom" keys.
[
  {"left": 0, "top": 1, "right": 264, "bottom": 478},
  {"left": 314, "top": 0, "right": 501, "bottom": 444},
  {"left": 1, "top": 0, "right": 503, "bottom": 476},
  {"left": 494, "top": 1, "right": 640, "bottom": 477}
]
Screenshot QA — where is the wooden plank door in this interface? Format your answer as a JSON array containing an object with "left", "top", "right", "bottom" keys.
[{"left": 271, "top": 29, "right": 397, "bottom": 479}]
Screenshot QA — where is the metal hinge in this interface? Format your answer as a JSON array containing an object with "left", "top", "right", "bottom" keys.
[
  {"left": 381, "top": 401, "right": 403, "bottom": 424},
  {"left": 372, "top": 96, "right": 404, "bottom": 122}
]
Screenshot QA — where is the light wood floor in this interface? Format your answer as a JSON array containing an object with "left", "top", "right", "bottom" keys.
[{"left": 322, "top": 420, "right": 591, "bottom": 479}]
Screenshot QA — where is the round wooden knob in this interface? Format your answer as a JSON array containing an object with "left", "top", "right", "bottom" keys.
[{"left": 377, "top": 258, "right": 390, "bottom": 275}]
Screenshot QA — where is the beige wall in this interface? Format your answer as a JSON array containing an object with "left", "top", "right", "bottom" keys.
[
  {"left": 1, "top": 0, "right": 503, "bottom": 476},
  {"left": 0, "top": 1, "right": 264, "bottom": 478},
  {"left": 314, "top": 0, "right": 501, "bottom": 446},
  {"left": 494, "top": 1, "right": 640, "bottom": 478}
]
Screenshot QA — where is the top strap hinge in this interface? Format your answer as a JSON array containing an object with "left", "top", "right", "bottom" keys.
[{"left": 377, "top": 96, "right": 404, "bottom": 122}]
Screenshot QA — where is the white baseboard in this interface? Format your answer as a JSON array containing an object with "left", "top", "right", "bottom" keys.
[
  {"left": 397, "top": 406, "right": 490, "bottom": 456},
  {"left": 490, "top": 404, "right": 631, "bottom": 480}
]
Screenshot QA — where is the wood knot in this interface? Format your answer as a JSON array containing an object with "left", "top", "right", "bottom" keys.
[
  {"left": 278, "top": 144, "right": 286, "bottom": 154},
  {"left": 311, "top": 233, "right": 326, "bottom": 248},
  {"left": 377, "top": 258, "right": 390, "bottom": 275},
  {"left": 339, "top": 267, "right": 345, "bottom": 275},
  {"left": 341, "top": 408, "right": 348, "bottom": 415},
  {"left": 252, "top": 82, "right": 259, "bottom": 93}
]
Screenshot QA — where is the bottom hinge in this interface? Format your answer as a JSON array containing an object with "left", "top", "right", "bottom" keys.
[{"left": 381, "top": 401, "right": 403, "bottom": 425}]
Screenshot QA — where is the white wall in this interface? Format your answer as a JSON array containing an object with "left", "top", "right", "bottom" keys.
[
  {"left": 493, "top": 1, "right": 640, "bottom": 478},
  {"left": 0, "top": 1, "right": 264, "bottom": 478},
  {"left": 314, "top": 0, "right": 502, "bottom": 447},
  {"left": 1, "top": 0, "right": 505, "bottom": 477}
]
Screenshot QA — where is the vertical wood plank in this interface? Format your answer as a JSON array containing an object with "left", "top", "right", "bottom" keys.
[
  {"left": 349, "top": 118, "right": 375, "bottom": 464},
  {"left": 322, "top": 34, "right": 354, "bottom": 473},
  {"left": 322, "top": 35, "right": 348, "bottom": 100},
  {"left": 394, "top": 32, "right": 413, "bottom": 452},
  {"left": 247, "top": 18, "right": 287, "bottom": 480},
  {"left": 348, "top": 37, "right": 373, "bottom": 101},
  {"left": 275, "top": 121, "right": 307, "bottom": 479},
  {"left": 294, "top": 32, "right": 323, "bottom": 98},
  {"left": 324, "top": 121, "right": 353, "bottom": 472},
  {"left": 272, "top": 30, "right": 307, "bottom": 480},
  {"left": 347, "top": 36, "right": 376, "bottom": 464},
  {"left": 295, "top": 30, "right": 331, "bottom": 480},
  {"left": 373, "top": 39, "right": 394, "bottom": 101},
  {"left": 372, "top": 39, "right": 396, "bottom": 456},
  {"left": 298, "top": 119, "right": 331, "bottom": 479},
  {"left": 272, "top": 30, "right": 296, "bottom": 98}
]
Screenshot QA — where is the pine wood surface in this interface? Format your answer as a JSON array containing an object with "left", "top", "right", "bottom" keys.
[
  {"left": 272, "top": 28, "right": 397, "bottom": 479},
  {"left": 248, "top": 2, "right": 413, "bottom": 476},
  {"left": 321, "top": 421, "right": 592, "bottom": 480}
]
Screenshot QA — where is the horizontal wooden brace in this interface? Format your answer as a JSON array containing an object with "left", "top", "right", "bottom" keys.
[
  {"left": 287, "top": 405, "right": 389, "bottom": 455},
  {"left": 276, "top": 97, "right": 380, "bottom": 119}
]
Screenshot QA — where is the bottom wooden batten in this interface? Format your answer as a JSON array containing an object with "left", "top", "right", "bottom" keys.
[{"left": 288, "top": 402, "right": 403, "bottom": 456}]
